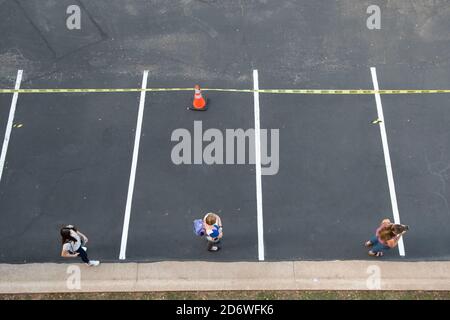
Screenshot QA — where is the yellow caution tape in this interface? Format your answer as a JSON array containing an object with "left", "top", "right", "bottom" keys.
[{"left": 1, "top": 88, "right": 450, "bottom": 94}]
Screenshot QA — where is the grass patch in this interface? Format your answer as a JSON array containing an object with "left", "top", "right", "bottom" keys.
[{"left": 1, "top": 290, "right": 449, "bottom": 300}]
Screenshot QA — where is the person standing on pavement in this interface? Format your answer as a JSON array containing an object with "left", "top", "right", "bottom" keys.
[
  {"left": 203, "top": 213, "right": 223, "bottom": 252},
  {"left": 365, "top": 218, "right": 408, "bottom": 257},
  {"left": 60, "top": 225, "right": 100, "bottom": 266}
]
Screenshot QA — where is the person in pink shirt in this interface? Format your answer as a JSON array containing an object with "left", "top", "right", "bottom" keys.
[{"left": 365, "top": 218, "right": 408, "bottom": 257}]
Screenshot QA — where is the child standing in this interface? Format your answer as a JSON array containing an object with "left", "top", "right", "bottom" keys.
[{"left": 203, "top": 213, "right": 223, "bottom": 252}]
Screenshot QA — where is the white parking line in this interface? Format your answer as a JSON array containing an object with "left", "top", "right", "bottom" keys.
[
  {"left": 0, "top": 70, "right": 23, "bottom": 183},
  {"left": 119, "top": 70, "right": 149, "bottom": 260},
  {"left": 253, "top": 69, "right": 265, "bottom": 261},
  {"left": 370, "top": 67, "right": 405, "bottom": 256}
]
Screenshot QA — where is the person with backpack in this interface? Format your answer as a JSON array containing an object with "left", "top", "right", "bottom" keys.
[
  {"left": 365, "top": 218, "right": 409, "bottom": 257},
  {"left": 203, "top": 212, "right": 223, "bottom": 252},
  {"left": 60, "top": 225, "right": 100, "bottom": 266}
]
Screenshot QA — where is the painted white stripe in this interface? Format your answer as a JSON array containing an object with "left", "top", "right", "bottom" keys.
[
  {"left": 253, "top": 69, "right": 265, "bottom": 261},
  {"left": 370, "top": 67, "right": 405, "bottom": 256},
  {"left": 0, "top": 70, "right": 23, "bottom": 183},
  {"left": 119, "top": 70, "right": 149, "bottom": 260}
]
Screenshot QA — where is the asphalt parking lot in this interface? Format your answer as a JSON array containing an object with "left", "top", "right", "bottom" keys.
[{"left": 1, "top": 0, "right": 449, "bottom": 263}]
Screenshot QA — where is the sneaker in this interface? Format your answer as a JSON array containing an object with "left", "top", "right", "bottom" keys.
[
  {"left": 208, "top": 246, "right": 220, "bottom": 252},
  {"left": 87, "top": 260, "right": 100, "bottom": 266},
  {"left": 82, "top": 246, "right": 88, "bottom": 252},
  {"left": 368, "top": 251, "right": 383, "bottom": 257}
]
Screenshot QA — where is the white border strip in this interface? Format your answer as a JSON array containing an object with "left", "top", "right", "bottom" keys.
[
  {"left": 370, "top": 67, "right": 405, "bottom": 256},
  {"left": 0, "top": 70, "right": 23, "bottom": 183},
  {"left": 119, "top": 70, "right": 149, "bottom": 260},
  {"left": 253, "top": 69, "right": 265, "bottom": 261}
]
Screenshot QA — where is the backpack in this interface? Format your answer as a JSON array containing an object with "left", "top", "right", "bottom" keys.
[{"left": 193, "top": 219, "right": 205, "bottom": 236}]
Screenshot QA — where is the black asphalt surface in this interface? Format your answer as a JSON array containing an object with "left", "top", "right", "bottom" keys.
[
  {"left": 0, "top": 0, "right": 449, "bottom": 263},
  {"left": 377, "top": 65, "right": 450, "bottom": 260},
  {"left": 260, "top": 69, "right": 391, "bottom": 260}
]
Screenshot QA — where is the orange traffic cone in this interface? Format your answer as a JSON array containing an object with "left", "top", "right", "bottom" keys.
[{"left": 188, "top": 85, "right": 208, "bottom": 111}]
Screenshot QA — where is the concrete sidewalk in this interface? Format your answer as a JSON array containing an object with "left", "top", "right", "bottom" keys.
[{"left": 1, "top": 261, "right": 450, "bottom": 293}]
